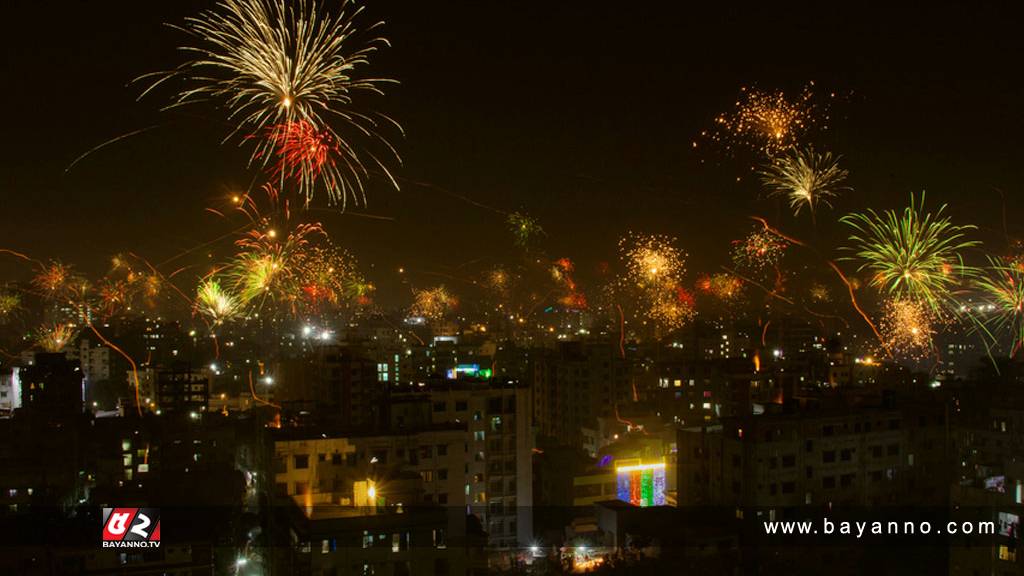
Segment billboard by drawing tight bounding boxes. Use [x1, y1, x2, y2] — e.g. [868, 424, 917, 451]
[615, 458, 666, 507]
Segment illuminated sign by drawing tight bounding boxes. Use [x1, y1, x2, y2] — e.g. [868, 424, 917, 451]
[999, 512, 1019, 537]
[615, 459, 665, 507]
[446, 364, 493, 380]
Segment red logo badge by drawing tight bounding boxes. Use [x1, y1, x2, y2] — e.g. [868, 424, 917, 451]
[102, 508, 161, 548]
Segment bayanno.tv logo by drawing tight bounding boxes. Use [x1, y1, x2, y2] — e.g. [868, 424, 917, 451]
[101, 508, 161, 548]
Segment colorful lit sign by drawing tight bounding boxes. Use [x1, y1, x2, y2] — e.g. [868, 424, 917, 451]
[446, 364, 493, 380]
[615, 459, 665, 507]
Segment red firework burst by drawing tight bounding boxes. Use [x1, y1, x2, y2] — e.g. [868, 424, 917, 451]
[264, 121, 342, 201]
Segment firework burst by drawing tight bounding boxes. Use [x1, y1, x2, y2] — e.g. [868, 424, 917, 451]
[841, 193, 979, 315]
[298, 245, 366, 311]
[97, 278, 134, 318]
[33, 261, 75, 300]
[507, 212, 545, 249]
[697, 273, 745, 303]
[700, 83, 830, 157]
[760, 146, 849, 218]
[486, 267, 511, 295]
[36, 323, 78, 353]
[0, 291, 21, 322]
[196, 279, 241, 325]
[619, 233, 692, 333]
[879, 298, 935, 357]
[620, 233, 686, 291]
[142, 0, 400, 207]
[648, 287, 696, 331]
[228, 222, 324, 305]
[809, 282, 831, 303]
[732, 228, 788, 272]
[974, 257, 1024, 356]
[262, 119, 364, 207]
[411, 286, 457, 321]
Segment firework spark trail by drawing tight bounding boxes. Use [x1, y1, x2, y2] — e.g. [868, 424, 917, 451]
[129, 252, 194, 309]
[396, 176, 508, 215]
[0, 248, 42, 266]
[64, 125, 162, 174]
[248, 370, 281, 409]
[616, 303, 626, 359]
[140, 0, 401, 207]
[87, 323, 144, 417]
[750, 216, 886, 351]
[722, 266, 794, 305]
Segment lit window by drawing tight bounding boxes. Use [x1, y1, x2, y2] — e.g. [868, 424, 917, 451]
[999, 545, 1016, 562]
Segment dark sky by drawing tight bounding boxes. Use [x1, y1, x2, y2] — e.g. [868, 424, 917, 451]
[3, 2, 1023, 306]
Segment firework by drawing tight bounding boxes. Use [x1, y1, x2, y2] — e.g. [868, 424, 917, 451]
[648, 287, 696, 330]
[559, 291, 588, 310]
[263, 119, 361, 207]
[549, 257, 587, 310]
[700, 83, 829, 157]
[140, 273, 164, 303]
[974, 257, 1024, 356]
[508, 212, 545, 249]
[142, 0, 400, 207]
[411, 286, 457, 320]
[841, 193, 979, 315]
[196, 279, 241, 325]
[697, 273, 744, 303]
[760, 146, 849, 218]
[97, 278, 134, 317]
[879, 298, 935, 357]
[0, 291, 21, 321]
[298, 245, 366, 310]
[732, 228, 788, 272]
[36, 323, 78, 353]
[809, 282, 831, 303]
[620, 233, 686, 290]
[618, 233, 692, 333]
[486, 267, 511, 294]
[33, 261, 75, 299]
[228, 222, 324, 305]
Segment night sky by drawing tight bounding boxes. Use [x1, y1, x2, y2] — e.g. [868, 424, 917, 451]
[4, 2, 1023, 307]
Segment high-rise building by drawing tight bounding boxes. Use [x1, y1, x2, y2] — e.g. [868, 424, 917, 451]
[156, 364, 209, 414]
[533, 339, 634, 449]
[278, 344, 384, 428]
[413, 379, 534, 549]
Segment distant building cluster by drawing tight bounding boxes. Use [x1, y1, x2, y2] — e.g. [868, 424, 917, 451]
[0, 308, 1020, 574]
